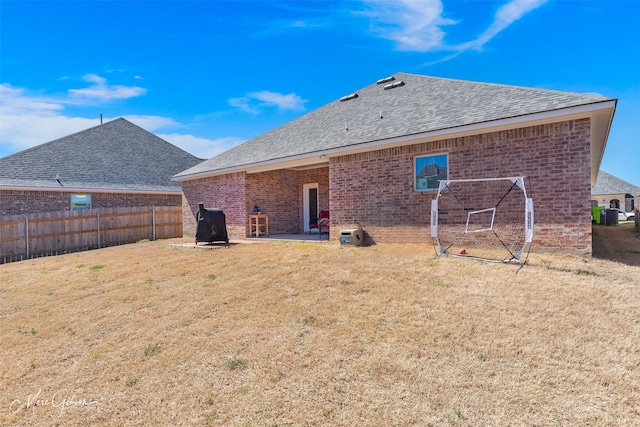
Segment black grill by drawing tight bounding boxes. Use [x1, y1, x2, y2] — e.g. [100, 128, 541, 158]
[195, 203, 229, 245]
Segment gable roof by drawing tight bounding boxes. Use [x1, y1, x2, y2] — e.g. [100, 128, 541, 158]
[592, 170, 640, 196]
[0, 118, 202, 193]
[174, 72, 616, 184]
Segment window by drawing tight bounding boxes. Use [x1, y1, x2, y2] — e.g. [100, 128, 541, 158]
[71, 194, 91, 210]
[414, 154, 448, 192]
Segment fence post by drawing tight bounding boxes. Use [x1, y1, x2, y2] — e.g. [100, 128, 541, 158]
[25, 216, 30, 259]
[97, 213, 101, 249]
[152, 209, 156, 241]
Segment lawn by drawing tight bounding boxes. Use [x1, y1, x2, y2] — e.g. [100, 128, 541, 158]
[1, 226, 639, 426]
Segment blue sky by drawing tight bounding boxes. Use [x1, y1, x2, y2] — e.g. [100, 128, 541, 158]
[1, 0, 638, 185]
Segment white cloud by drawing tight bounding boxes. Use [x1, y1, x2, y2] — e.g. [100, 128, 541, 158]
[157, 133, 245, 159]
[68, 74, 147, 100]
[120, 115, 178, 131]
[361, 0, 456, 52]
[456, 0, 549, 51]
[361, 0, 548, 54]
[229, 90, 308, 114]
[1, 83, 63, 115]
[248, 90, 308, 110]
[0, 83, 98, 154]
[228, 97, 260, 115]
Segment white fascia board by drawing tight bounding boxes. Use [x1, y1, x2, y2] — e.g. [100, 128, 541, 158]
[589, 101, 617, 187]
[173, 101, 617, 182]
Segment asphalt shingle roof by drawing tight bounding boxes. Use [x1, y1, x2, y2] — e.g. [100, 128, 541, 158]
[175, 72, 614, 178]
[0, 118, 202, 192]
[592, 170, 640, 195]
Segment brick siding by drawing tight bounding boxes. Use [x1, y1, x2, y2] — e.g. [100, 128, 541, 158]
[182, 167, 329, 238]
[181, 119, 592, 252]
[246, 168, 330, 235]
[181, 172, 247, 238]
[0, 190, 182, 216]
[330, 119, 592, 251]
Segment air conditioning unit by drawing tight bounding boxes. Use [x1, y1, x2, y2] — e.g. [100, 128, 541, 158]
[340, 228, 364, 246]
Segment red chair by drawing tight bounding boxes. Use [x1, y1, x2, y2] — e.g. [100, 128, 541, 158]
[317, 210, 330, 240]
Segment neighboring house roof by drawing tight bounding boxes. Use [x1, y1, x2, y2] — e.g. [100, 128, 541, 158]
[0, 118, 202, 193]
[591, 170, 640, 196]
[174, 72, 616, 184]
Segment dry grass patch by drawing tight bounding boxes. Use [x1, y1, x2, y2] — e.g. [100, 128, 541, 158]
[1, 237, 639, 426]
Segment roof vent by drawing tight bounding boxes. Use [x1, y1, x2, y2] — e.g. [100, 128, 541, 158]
[383, 80, 404, 90]
[376, 76, 395, 85]
[340, 93, 359, 102]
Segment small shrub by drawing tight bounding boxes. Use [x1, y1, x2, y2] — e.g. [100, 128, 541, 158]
[340, 280, 353, 285]
[90, 264, 106, 270]
[18, 327, 36, 335]
[226, 357, 246, 370]
[144, 343, 162, 356]
[303, 316, 315, 325]
[125, 378, 138, 387]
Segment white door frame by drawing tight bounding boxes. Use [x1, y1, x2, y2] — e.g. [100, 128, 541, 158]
[303, 183, 319, 232]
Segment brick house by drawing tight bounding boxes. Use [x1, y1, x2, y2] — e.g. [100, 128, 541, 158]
[0, 118, 202, 216]
[174, 72, 616, 252]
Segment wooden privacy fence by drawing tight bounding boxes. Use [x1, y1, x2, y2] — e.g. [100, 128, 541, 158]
[0, 206, 183, 264]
